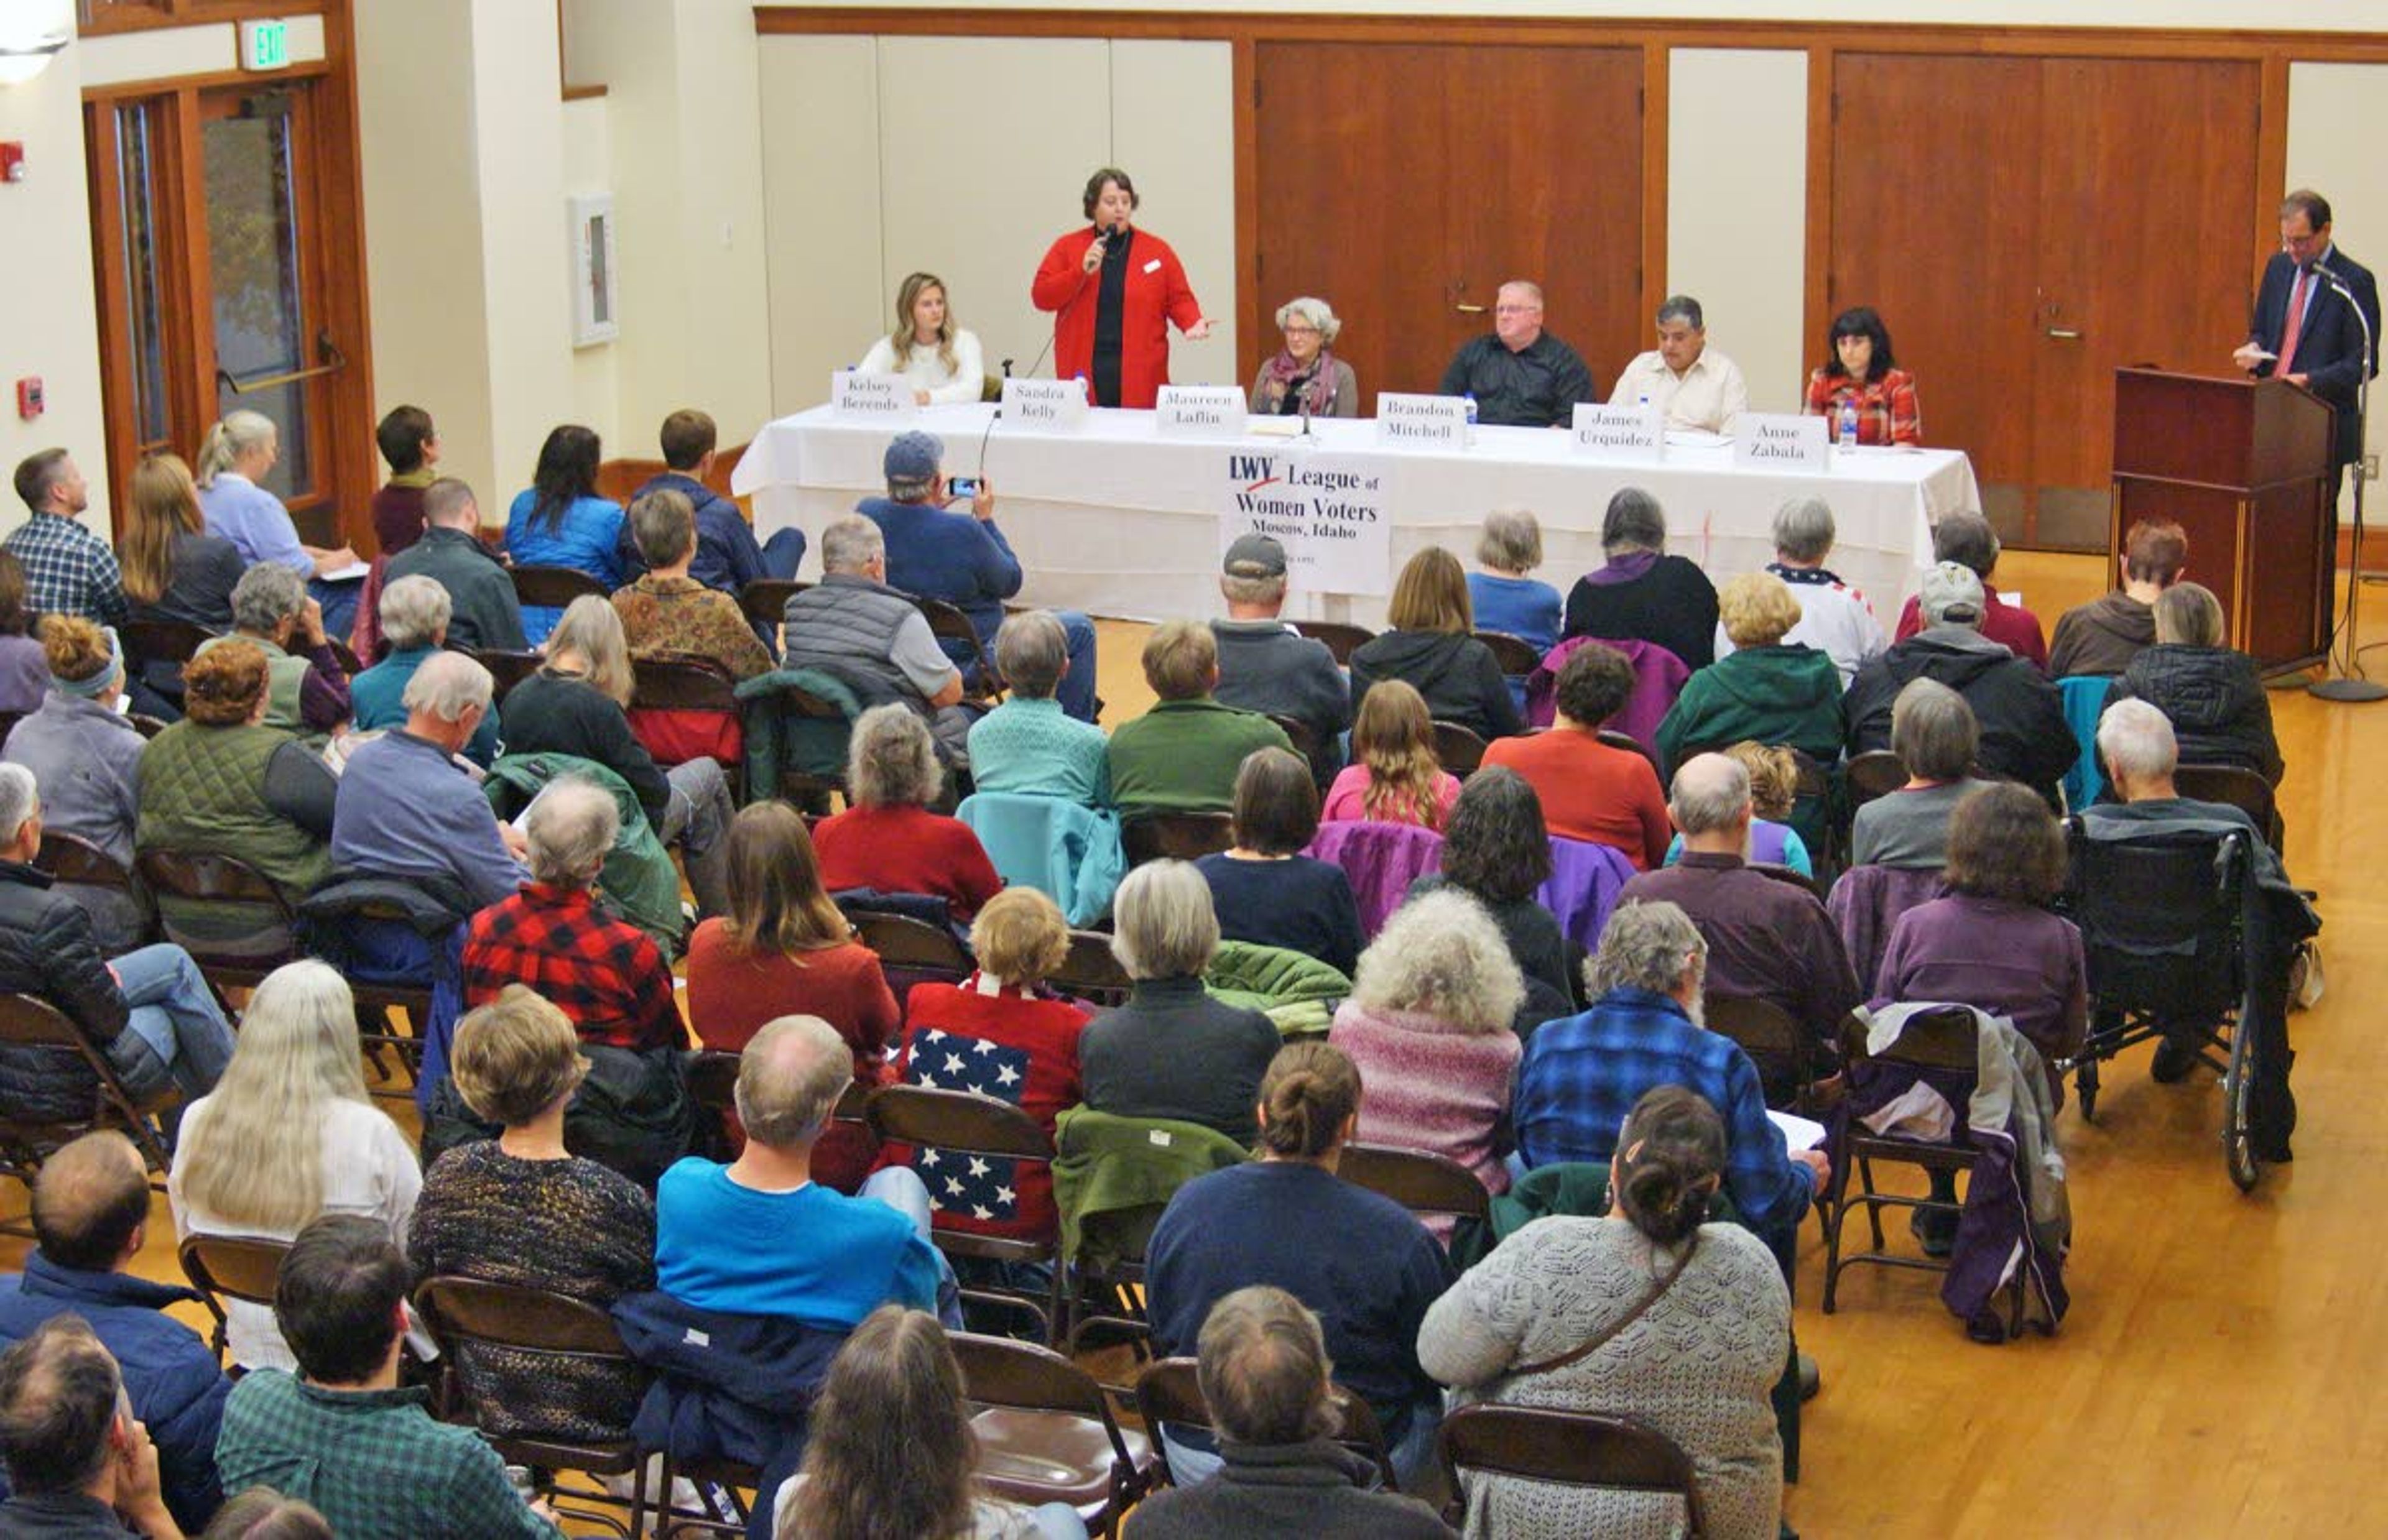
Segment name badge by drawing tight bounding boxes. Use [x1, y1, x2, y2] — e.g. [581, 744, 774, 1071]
[1571, 402, 1665, 462]
[830, 369, 915, 422]
[1155, 385, 1248, 438]
[1734, 412, 1828, 472]
[1375, 393, 1469, 450]
[1143, 258, 1162, 274]
[1001, 377, 1090, 432]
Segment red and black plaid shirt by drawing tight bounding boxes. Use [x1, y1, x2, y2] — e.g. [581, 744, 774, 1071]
[463, 882, 685, 1051]
[1805, 366, 1922, 446]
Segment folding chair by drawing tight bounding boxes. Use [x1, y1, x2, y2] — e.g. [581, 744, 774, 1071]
[1437, 1403, 1706, 1534]
[736, 578, 809, 638]
[951, 1330, 1157, 1536]
[2174, 763, 2285, 855]
[1290, 619, 1374, 666]
[414, 1277, 651, 1539]
[868, 1086, 1069, 1344]
[0, 994, 178, 1234]
[913, 596, 1004, 703]
[511, 565, 611, 609]
[1843, 749, 1908, 811]
[1474, 630, 1543, 676]
[1335, 1142, 1491, 1235]
[1120, 812, 1234, 867]
[1267, 713, 1324, 768]
[1701, 995, 1817, 1114]
[133, 849, 301, 994]
[1052, 930, 1132, 1008]
[848, 910, 974, 1011]
[34, 831, 136, 893]
[468, 648, 546, 706]
[629, 653, 747, 801]
[1432, 720, 1489, 777]
[766, 681, 854, 809]
[1133, 1357, 1395, 1490]
[122, 618, 213, 675]
[1596, 727, 1664, 779]
[178, 1232, 292, 1364]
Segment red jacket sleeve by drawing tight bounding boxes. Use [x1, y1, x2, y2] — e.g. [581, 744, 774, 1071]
[1032, 231, 1096, 314]
[1160, 241, 1203, 334]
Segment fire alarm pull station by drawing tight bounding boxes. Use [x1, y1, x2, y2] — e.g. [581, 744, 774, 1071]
[16, 379, 43, 422]
[0, 145, 25, 183]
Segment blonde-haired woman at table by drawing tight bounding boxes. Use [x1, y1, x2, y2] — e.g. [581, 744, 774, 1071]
[858, 272, 988, 407]
[1249, 297, 1359, 418]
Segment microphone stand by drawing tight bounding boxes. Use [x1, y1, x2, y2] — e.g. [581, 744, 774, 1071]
[2309, 272, 2384, 701]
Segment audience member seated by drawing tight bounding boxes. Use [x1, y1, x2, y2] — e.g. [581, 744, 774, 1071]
[193, 412, 361, 637]
[0, 1132, 229, 1532]
[655, 1016, 949, 1329]
[331, 652, 525, 915]
[771, 1306, 1087, 1540]
[1209, 533, 1350, 784]
[609, 489, 771, 681]
[1849, 679, 1989, 870]
[1621, 755, 1860, 1090]
[193, 565, 349, 737]
[965, 611, 1109, 806]
[2, 619, 147, 951]
[7, 450, 127, 629]
[1419, 1086, 1790, 1540]
[1562, 487, 1719, 670]
[1196, 747, 1363, 977]
[1148, 1044, 1456, 1490]
[1468, 507, 1563, 652]
[891, 888, 1087, 1245]
[1330, 889, 1524, 1201]
[462, 778, 685, 1053]
[0, 1317, 187, 1540]
[134, 641, 334, 951]
[368, 405, 439, 556]
[1512, 900, 1825, 1242]
[1323, 680, 1460, 830]
[862, 431, 1099, 722]
[688, 803, 895, 1189]
[2048, 519, 2187, 678]
[1844, 562, 2073, 804]
[779, 516, 973, 764]
[1892, 512, 2047, 670]
[1407, 767, 1575, 1021]
[118, 453, 244, 633]
[1109, 621, 1292, 819]
[505, 425, 624, 644]
[347, 575, 501, 765]
[500, 596, 734, 917]
[1658, 570, 1844, 778]
[1131, 1286, 1453, 1540]
[1481, 644, 1670, 867]
[214, 1215, 563, 1539]
[2103, 580, 2284, 785]
[1079, 860, 1280, 1146]
[384, 478, 527, 652]
[1665, 741, 1811, 875]
[620, 410, 778, 596]
[201, 1488, 331, 1538]
[169, 962, 421, 1375]
[0, 556, 52, 717]
[813, 704, 1001, 920]
[410, 987, 656, 1441]
[1719, 495, 1887, 688]
[1348, 547, 1522, 744]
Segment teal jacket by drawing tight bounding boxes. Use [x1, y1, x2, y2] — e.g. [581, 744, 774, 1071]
[955, 792, 1124, 927]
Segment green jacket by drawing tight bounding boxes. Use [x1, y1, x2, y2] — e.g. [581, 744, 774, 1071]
[1107, 698, 1292, 817]
[733, 666, 865, 805]
[1052, 1107, 1249, 1271]
[136, 720, 331, 941]
[482, 752, 685, 960]
[1205, 941, 1353, 1040]
[1656, 643, 1844, 849]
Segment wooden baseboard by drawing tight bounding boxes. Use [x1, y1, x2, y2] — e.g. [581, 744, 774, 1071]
[595, 442, 749, 507]
[2334, 525, 2388, 570]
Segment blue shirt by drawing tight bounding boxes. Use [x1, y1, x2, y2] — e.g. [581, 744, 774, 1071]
[351, 647, 501, 766]
[199, 472, 312, 575]
[966, 696, 1109, 805]
[506, 489, 625, 643]
[1467, 571, 1563, 653]
[621, 472, 775, 596]
[2, 512, 128, 625]
[654, 1159, 942, 1329]
[1514, 987, 1811, 1234]
[857, 496, 1021, 645]
[331, 729, 525, 911]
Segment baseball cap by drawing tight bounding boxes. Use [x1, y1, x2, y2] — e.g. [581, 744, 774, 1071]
[883, 431, 944, 482]
[1223, 533, 1288, 578]
[1918, 560, 1986, 625]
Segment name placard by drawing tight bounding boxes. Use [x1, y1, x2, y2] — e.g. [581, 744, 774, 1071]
[1571, 402, 1665, 463]
[1155, 385, 1249, 439]
[830, 369, 915, 423]
[1733, 412, 1828, 473]
[1001, 377, 1090, 433]
[1375, 393, 1469, 450]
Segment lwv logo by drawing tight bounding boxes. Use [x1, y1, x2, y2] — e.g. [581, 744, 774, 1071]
[1229, 453, 1279, 490]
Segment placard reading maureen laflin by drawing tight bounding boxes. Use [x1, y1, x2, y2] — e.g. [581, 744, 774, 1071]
[1217, 448, 1392, 596]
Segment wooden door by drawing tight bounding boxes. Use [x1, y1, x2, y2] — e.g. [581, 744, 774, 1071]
[1829, 53, 2260, 550]
[1253, 43, 1643, 405]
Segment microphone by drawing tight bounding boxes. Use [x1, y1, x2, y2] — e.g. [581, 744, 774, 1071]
[1001, 359, 1014, 379]
[2313, 258, 2348, 284]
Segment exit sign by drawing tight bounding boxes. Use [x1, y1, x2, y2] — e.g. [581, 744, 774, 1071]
[240, 19, 289, 72]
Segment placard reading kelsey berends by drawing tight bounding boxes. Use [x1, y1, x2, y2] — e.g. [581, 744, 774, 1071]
[1218, 448, 1392, 597]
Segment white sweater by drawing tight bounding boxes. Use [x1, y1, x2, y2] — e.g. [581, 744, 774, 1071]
[856, 329, 987, 407]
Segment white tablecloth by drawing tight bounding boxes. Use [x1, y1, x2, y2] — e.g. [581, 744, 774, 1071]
[731, 403, 1983, 629]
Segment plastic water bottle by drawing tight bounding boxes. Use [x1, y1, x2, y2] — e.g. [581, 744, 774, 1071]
[1075, 372, 1090, 405]
[1839, 399, 1859, 448]
[1463, 392, 1479, 445]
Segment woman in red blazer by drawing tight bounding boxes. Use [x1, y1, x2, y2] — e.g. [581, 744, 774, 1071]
[1030, 167, 1210, 409]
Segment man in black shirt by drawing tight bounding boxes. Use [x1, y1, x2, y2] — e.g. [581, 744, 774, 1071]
[1438, 280, 1599, 428]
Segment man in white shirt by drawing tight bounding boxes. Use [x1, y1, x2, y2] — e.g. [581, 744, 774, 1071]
[1610, 294, 1750, 435]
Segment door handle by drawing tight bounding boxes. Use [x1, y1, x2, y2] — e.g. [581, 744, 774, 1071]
[2045, 327, 2082, 340]
[1455, 303, 1487, 315]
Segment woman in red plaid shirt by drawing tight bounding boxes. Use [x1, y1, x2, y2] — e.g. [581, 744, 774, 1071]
[1805, 306, 1922, 446]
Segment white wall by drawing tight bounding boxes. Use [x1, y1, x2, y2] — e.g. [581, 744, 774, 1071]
[757, 35, 881, 417]
[2287, 61, 2388, 516]
[1667, 48, 1807, 414]
[0, 0, 109, 537]
[562, 95, 621, 455]
[1113, 40, 1239, 387]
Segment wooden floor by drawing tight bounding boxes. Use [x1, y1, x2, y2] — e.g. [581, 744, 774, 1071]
[20, 550, 2386, 1536]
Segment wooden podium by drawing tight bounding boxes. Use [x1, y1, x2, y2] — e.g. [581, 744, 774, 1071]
[2111, 369, 2335, 673]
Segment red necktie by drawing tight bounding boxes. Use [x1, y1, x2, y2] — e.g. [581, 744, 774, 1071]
[2278, 268, 2312, 369]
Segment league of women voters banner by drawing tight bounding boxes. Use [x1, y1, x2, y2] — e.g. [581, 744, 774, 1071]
[1216, 448, 1393, 596]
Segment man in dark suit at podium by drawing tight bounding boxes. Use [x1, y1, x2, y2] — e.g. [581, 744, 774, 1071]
[2235, 188, 2381, 507]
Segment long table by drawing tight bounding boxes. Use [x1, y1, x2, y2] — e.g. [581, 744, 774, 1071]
[732, 403, 1983, 629]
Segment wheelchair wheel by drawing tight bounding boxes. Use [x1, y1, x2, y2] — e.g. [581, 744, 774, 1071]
[2075, 1053, 2100, 1123]
[2223, 1010, 2259, 1194]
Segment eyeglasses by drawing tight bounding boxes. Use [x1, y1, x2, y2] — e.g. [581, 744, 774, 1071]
[1494, 305, 1540, 316]
[1282, 323, 1321, 336]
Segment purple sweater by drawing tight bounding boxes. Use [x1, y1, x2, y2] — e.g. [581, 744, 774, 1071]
[1871, 893, 2086, 1097]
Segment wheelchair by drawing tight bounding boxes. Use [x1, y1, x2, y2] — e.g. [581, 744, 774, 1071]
[2057, 816, 2263, 1191]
